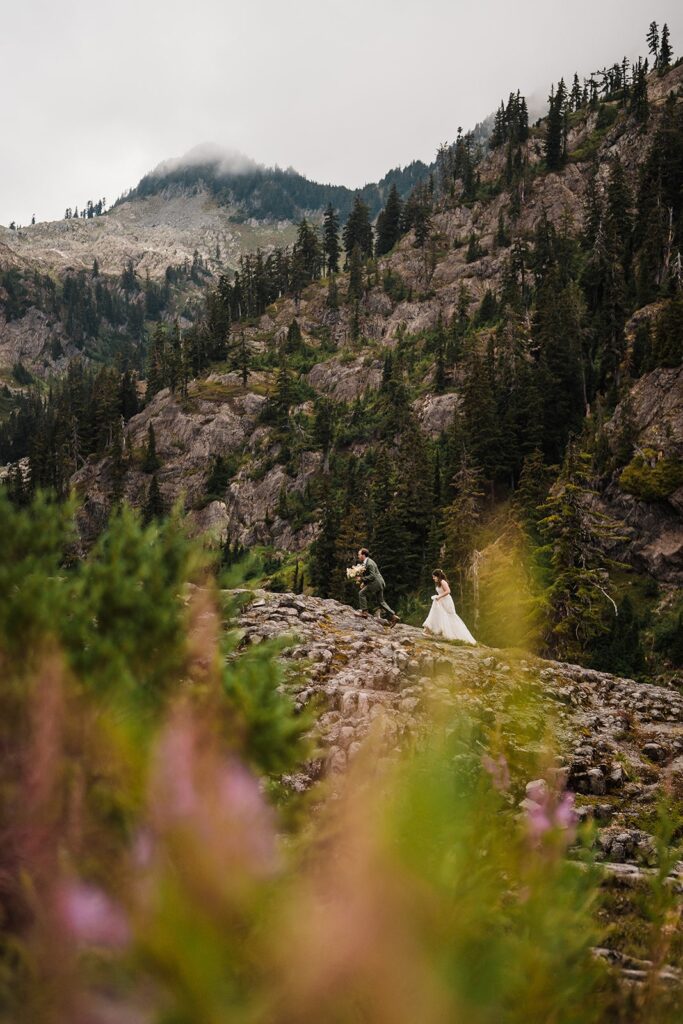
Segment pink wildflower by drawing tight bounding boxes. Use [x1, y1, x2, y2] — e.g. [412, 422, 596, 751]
[522, 779, 578, 845]
[481, 753, 511, 792]
[553, 791, 577, 830]
[58, 882, 130, 949]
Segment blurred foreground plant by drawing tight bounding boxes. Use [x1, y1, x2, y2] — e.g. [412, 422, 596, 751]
[1, 492, 681, 1023]
[0, 492, 308, 1022]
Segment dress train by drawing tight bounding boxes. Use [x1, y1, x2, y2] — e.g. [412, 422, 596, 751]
[423, 585, 476, 644]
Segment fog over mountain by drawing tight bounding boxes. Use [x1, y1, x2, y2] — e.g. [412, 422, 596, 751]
[151, 144, 261, 180]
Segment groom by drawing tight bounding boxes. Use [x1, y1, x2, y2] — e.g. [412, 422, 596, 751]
[355, 548, 400, 627]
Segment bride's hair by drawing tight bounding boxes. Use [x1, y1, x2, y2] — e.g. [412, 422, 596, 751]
[432, 569, 447, 583]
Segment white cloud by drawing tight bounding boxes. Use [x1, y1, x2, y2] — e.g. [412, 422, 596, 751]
[150, 143, 259, 178]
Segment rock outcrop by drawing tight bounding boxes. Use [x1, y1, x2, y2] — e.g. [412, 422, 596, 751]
[602, 365, 683, 582]
[0, 191, 296, 283]
[236, 591, 683, 814]
[0, 307, 80, 378]
[235, 589, 683, 978]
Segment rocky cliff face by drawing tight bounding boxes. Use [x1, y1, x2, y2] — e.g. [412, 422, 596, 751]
[0, 191, 296, 283]
[602, 365, 683, 583]
[0, 306, 81, 380]
[70, 361, 468, 549]
[0, 191, 298, 379]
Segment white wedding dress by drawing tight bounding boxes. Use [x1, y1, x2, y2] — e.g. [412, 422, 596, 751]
[423, 583, 476, 644]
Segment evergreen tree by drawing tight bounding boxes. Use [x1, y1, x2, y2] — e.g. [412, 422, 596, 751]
[313, 396, 334, 462]
[342, 196, 373, 261]
[237, 331, 251, 388]
[109, 419, 126, 505]
[375, 184, 403, 256]
[330, 501, 370, 602]
[271, 363, 294, 433]
[118, 370, 139, 421]
[538, 444, 625, 662]
[647, 21, 660, 66]
[5, 461, 27, 507]
[142, 423, 161, 473]
[293, 217, 322, 285]
[534, 273, 585, 460]
[466, 232, 480, 263]
[634, 94, 683, 302]
[347, 244, 364, 301]
[409, 185, 432, 249]
[205, 454, 233, 501]
[630, 319, 652, 377]
[441, 450, 485, 609]
[371, 431, 432, 598]
[589, 595, 645, 677]
[121, 259, 138, 293]
[630, 59, 649, 124]
[461, 351, 501, 485]
[146, 324, 166, 398]
[491, 102, 506, 148]
[659, 23, 672, 72]
[166, 321, 183, 395]
[143, 473, 165, 524]
[652, 290, 683, 367]
[322, 204, 341, 275]
[496, 211, 510, 248]
[544, 80, 568, 171]
[349, 300, 361, 342]
[434, 332, 447, 394]
[285, 318, 303, 353]
[513, 449, 553, 543]
[326, 273, 339, 310]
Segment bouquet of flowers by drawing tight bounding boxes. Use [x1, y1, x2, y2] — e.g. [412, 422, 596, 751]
[346, 564, 366, 587]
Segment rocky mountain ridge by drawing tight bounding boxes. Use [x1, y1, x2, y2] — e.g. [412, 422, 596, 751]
[0, 191, 296, 283]
[0, 148, 432, 379]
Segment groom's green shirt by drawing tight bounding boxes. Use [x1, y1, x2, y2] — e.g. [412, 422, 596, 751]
[362, 557, 385, 589]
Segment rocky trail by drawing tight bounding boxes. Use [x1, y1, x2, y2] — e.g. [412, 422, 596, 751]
[236, 590, 683, 979]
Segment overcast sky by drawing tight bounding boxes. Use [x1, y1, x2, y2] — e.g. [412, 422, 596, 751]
[2, 0, 682, 226]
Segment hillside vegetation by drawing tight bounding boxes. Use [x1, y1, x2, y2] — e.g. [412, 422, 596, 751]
[1, 32, 682, 683]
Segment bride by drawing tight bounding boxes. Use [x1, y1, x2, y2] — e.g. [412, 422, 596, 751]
[423, 569, 476, 644]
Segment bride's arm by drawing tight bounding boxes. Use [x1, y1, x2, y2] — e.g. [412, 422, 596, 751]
[436, 582, 451, 600]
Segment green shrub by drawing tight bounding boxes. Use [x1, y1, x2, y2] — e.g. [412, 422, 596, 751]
[383, 268, 409, 303]
[619, 451, 683, 502]
[595, 103, 618, 130]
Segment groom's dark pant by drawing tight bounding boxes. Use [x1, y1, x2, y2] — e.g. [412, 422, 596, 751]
[359, 582, 395, 619]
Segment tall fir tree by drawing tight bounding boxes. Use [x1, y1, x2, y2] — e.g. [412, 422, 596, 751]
[142, 422, 161, 473]
[538, 444, 626, 662]
[342, 196, 373, 261]
[659, 23, 672, 72]
[375, 184, 403, 256]
[441, 449, 485, 612]
[647, 21, 660, 66]
[142, 473, 165, 524]
[534, 273, 586, 460]
[347, 244, 364, 302]
[544, 80, 568, 171]
[322, 203, 341, 275]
